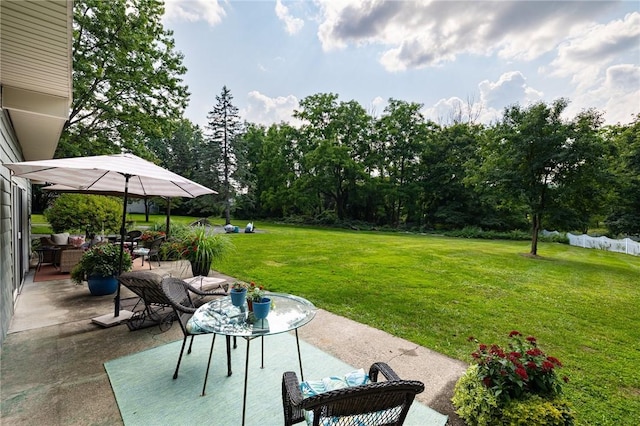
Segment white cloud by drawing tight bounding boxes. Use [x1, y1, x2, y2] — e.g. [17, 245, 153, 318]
[314, 0, 613, 71]
[242, 91, 301, 126]
[546, 12, 640, 89]
[275, 0, 304, 35]
[565, 64, 640, 125]
[479, 71, 543, 110]
[163, 0, 226, 26]
[423, 71, 544, 125]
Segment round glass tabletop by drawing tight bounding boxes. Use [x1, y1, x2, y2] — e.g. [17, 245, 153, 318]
[187, 292, 317, 338]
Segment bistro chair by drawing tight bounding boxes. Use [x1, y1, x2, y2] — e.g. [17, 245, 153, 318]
[282, 362, 425, 426]
[161, 277, 235, 380]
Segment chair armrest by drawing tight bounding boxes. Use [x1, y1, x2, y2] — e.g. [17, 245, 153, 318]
[369, 362, 401, 382]
[184, 282, 229, 297]
[282, 371, 305, 426]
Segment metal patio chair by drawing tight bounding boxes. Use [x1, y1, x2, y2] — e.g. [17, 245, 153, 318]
[161, 277, 235, 379]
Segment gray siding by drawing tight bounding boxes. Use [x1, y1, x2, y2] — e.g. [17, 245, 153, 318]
[0, 110, 30, 345]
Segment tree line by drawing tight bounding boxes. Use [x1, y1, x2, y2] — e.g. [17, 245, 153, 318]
[47, 0, 638, 256]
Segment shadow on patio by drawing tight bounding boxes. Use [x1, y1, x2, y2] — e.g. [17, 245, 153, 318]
[1, 260, 466, 425]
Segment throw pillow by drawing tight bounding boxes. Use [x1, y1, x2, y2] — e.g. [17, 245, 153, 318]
[300, 368, 370, 425]
[69, 236, 85, 247]
[51, 232, 70, 245]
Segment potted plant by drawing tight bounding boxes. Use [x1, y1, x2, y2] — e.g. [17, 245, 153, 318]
[180, 227, 232, 277]
[230, 281, 248, 307]
[71, 243, 133, 296]
[452, 331, 574, 425]
[246, 282, 270, 318]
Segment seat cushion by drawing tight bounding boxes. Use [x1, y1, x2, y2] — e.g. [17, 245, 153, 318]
[51, 232, 70, 245]
[300, 369, 370, 425]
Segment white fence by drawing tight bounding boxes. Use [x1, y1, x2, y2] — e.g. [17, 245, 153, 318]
[566, 232, 640, 256]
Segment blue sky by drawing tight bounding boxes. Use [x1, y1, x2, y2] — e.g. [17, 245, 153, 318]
[162, 0, 640, 129]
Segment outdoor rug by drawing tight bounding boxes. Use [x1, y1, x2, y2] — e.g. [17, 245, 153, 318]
[33, 256, 156, 282]
[33, 265, 70, 282]
[105, 332, 448, 426]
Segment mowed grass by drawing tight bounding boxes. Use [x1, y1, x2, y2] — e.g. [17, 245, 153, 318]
[214, 223, 640, 425]
[29, 215, 640, 423]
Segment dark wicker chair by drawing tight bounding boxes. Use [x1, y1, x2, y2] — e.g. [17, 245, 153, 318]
[145, 236, 164, 269]
[161, 277, 235, 381]
[282, 362, 425, 426]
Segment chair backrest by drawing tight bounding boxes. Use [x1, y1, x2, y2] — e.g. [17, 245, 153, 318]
[161, 277, 198, 335]
[126, 230, 142, 241]
[303, 380, 425, 426]
[117, 271, 170, 306]
[148, 236, 164, 252]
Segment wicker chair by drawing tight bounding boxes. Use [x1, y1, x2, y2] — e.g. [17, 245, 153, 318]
[282, 362, 425, 426]
[161, 277, 235, 380]
[59, 248, 84, 273]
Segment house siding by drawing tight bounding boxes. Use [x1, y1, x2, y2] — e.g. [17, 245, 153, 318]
[0, 109, 31, 346]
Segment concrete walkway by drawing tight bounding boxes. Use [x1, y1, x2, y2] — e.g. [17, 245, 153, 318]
[1, 260, 467, 425]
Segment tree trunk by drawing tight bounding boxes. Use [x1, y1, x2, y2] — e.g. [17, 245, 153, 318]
[530, 213, 540, 255]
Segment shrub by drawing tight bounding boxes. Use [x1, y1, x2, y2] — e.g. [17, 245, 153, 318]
[453, 331, 574, 425]
[44, 194, 121, 234]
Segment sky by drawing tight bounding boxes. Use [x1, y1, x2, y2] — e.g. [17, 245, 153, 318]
[161, 0, 640, 129]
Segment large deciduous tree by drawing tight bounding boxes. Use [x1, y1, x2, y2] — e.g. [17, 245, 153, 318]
[605, 114, 640, 236]
[481, 99, 606, 255]
[57, 0, 189, 158]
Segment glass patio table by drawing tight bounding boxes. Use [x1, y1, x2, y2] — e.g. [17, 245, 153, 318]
[187, 292, 317, 426]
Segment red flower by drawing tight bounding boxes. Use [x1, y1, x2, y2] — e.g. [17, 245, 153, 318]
[509, 330, 522, 337]
[482, 376, 492, 387]
[542, 360, 555, 371]
[526, 361, 537, 369]
[526, 348, 543, 357]
[479, 343, 487, 351]
[515, 367, 528, 380]
[547, 356, 562, 367]
[526, 336, 537, 344]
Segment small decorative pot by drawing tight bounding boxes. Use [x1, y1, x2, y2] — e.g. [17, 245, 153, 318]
[230, 288, 247, 307]
[87, 275, 118, 296]
[252, 297, 271, 320]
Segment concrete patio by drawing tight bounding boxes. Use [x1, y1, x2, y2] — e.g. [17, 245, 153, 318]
[0, 260, 467, 425]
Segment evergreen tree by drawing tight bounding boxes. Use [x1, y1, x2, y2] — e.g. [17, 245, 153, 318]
[204, 86, 243, 224]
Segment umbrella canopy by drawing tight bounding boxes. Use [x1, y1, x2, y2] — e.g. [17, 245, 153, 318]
[5, 153, 217, 318]
[6, 153, 213, 198]
[42, 183, 148, 198]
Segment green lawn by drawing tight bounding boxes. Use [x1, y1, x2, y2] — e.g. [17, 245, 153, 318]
[214, 223, 640, 426]
[31, 216, 640, 424]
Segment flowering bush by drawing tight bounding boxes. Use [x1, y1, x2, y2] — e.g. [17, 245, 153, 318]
[140, 230, 165, 242]
[470, 330, 568, 403]
[453, 331, 574, 425]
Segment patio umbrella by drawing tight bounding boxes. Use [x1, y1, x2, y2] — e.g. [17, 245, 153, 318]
[5, 153, 217, 319]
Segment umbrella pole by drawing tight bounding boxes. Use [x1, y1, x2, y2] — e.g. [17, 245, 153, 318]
[114, 174, 131, 317]
[165, 198, 171, 238]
